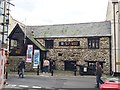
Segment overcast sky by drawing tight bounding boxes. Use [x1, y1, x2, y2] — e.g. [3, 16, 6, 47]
[10, 0, 108, 25]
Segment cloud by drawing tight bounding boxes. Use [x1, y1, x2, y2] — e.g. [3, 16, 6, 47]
[10, 0, 108, 25]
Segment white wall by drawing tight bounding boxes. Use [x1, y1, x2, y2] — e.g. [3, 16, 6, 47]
[106, 0, 120, 73]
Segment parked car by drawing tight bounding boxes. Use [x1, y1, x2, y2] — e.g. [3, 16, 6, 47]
[100, 77, 120, 90]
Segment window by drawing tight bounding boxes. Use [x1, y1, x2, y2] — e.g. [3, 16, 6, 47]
[59, 41, 80, 46]
[58, 53, 63, 56]
[11, 40, 17, 48]
[45, 40, 54, 49]
[88, 37, 99, 49]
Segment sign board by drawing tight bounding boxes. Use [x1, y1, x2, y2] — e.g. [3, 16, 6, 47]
[84, 67, 87, 72]
[33, 50, 40, 68]
[59, 41, 80, 46]
[26, 45, 33, 63]
[116, 62, 120, 65]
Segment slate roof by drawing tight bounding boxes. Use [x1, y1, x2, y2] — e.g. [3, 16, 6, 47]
[27, 36, 46, 51]
[23, 21, 111, 38]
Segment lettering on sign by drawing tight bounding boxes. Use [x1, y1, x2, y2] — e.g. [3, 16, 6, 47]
[59, 41, 80, 46]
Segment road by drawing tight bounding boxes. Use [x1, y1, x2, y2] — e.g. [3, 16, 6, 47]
[2, 73, 100, 90]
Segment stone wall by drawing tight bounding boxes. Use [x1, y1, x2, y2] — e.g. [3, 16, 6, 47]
[8, 36, 111, 74]
[37, 37, 111, 74]
[8, 56, 35, 72]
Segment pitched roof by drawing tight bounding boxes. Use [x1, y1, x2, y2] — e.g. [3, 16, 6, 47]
[24, 21, 111, 38]
[27, 36, 47, 51]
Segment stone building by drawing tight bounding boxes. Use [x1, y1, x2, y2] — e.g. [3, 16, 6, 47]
[8, 21, 111, 74]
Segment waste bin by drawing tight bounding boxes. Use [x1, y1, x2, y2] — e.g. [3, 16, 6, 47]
[79, 60, 105, 76]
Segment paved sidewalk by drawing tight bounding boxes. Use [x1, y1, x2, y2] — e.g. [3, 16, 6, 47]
[9, 70, 97, 78]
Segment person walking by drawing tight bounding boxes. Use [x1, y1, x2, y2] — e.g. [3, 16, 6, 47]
[95, 62, 104, 88]
[19, 61, 25, 78]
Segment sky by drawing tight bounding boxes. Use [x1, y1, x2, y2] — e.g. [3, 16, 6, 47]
[10, 0, 108, 25]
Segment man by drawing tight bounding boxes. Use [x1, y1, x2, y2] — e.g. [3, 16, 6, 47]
[19, 61, 25, 78]
[95, 62, 104, 88]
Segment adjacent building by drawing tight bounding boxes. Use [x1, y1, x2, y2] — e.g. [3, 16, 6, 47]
[106, 0, 120, 74]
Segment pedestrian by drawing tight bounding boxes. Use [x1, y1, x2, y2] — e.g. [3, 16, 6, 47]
[19, 61, 25, 78]
[95, 62, 104, 88]
[43, 58, 50, 73]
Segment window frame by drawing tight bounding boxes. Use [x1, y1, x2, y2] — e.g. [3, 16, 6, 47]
[45, 40, 54, 49]
[88, 37, 100, 49]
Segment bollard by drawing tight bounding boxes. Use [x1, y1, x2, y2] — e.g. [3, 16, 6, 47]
[51, 64, 54, 76]
[50, 60, 54, 76]
[74, 64, 77, 76]
[74, 70, 76, 76]
[6, 72, 8, 79]
[51, 69, 53, 76]
[37, 65, 39, 75]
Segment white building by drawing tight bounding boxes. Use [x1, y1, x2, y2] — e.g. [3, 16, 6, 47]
[106, 0, 120, 74]
[0, 0, 24, 49]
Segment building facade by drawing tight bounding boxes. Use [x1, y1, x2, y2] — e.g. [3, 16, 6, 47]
[8, 21, 111, 74]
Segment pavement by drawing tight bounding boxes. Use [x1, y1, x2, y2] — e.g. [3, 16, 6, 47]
[8, 70, 98, 78]
[8, 70, 109, 80]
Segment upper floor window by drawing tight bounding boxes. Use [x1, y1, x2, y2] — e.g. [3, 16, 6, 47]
[45, 40, 54, 49]
[88, 37, 99, 49]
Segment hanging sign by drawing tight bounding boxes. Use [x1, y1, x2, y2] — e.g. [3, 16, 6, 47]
[26, 45, 33, 63]
[33, 50, 40, 68]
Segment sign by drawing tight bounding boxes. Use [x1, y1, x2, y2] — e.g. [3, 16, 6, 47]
[26, 45, 33, 63]
[59, 41, 80, 46]
[33, 50, 40, 68]
[116, 62, 120, 65]
[84, 67, 87, 72]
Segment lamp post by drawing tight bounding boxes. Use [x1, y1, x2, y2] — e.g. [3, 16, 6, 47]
[112, 1, 118, 73]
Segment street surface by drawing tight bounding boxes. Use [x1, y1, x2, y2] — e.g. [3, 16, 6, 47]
[2, 72, 100, 90]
